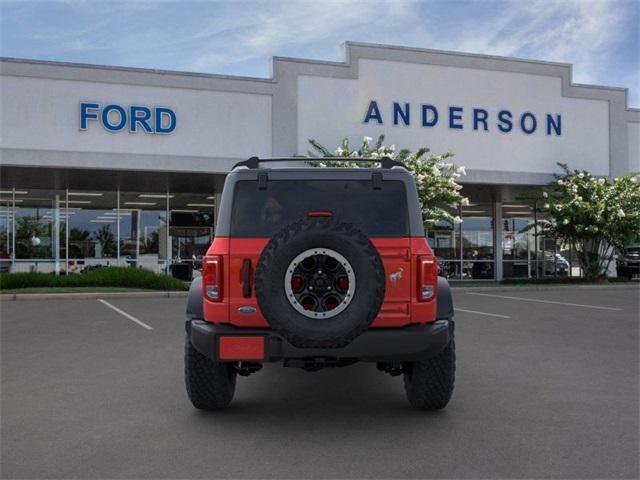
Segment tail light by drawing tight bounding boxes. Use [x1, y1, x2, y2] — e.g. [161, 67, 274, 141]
[418, 255, 437, 301]
[203, 255, 223, 302]
[307, 210, 333, 218]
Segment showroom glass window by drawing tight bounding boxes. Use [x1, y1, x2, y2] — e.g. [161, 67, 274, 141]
[119, 192, 169, 273]
[66, 190, 118, 272]
[168, 192, 216, 280]
[14, 189, 66, 272]
[0, 190, 16, 272]
[501, 202, 574, 278]
[501, 202, 536, 278]
[427, 204, 462, 280]
[170, 192, 215, 259]
[461, 203, 494, 279]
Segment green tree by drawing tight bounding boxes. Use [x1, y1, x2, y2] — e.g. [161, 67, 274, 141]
[140, 230, 159, 254]
[93, 225, 116, 257]
[308, 135, 468, 228]
[68, 227, 91, 258]
[533, 163, 640, 280]
[15, 216, 49, 258]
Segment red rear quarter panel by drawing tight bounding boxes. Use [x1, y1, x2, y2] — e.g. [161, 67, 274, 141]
[227, 238, 269, 327]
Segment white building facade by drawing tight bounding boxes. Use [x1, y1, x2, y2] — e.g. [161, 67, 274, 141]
[1, 42, 638, 279]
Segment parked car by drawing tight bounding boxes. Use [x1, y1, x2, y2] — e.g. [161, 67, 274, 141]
[616, 243, 640, 280]
[538, 251, 570, 276]
[184, 157, 455, 410]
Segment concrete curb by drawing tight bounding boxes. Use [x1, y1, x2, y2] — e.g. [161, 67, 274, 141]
[0, 291, 189, 301]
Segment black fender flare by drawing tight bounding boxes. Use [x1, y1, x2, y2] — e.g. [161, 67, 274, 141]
[186, 276, 204, 321]
[436, 276, 454, 320]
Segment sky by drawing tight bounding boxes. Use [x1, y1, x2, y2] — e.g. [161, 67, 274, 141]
[1, 0, 639, 106]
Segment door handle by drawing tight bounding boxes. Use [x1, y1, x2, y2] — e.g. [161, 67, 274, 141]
[242, 259, 251, 298]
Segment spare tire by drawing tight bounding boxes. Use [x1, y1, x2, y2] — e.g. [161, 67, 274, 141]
[255, 218, 385, 348]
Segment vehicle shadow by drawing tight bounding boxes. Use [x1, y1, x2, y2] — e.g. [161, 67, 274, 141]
[184, 363, 453, 432]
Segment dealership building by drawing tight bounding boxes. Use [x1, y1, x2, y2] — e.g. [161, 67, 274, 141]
[1, 42, 638, 280]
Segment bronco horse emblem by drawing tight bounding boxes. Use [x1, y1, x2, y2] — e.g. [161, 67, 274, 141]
[389, 267, 404, 285]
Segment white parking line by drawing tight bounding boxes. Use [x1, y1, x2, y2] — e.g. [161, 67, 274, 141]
[456, 308, 511, 319]
[97, 299, 153, 330]
[465, 292, 622, 311]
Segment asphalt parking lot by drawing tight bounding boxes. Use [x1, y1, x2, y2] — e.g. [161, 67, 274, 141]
[1, 286, 638, 479]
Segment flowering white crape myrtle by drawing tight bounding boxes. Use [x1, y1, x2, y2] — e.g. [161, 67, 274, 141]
[308, 134, 468, 227]
[535, 163, 640, 280]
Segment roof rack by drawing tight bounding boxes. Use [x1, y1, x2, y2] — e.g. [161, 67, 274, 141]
[232, 156, 405, 170]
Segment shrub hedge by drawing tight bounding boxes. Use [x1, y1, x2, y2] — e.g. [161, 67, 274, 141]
[0, 267, 189, 291]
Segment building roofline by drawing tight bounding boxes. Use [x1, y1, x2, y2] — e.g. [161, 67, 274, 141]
[344, 40, 574, 68]
[1, 40, 637, 110]
[0, 56, 273, 84]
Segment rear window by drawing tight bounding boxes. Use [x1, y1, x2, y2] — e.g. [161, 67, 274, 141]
[230, 180, 409, 237]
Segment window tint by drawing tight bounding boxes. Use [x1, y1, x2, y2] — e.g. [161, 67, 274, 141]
[230, 180, 409, 237]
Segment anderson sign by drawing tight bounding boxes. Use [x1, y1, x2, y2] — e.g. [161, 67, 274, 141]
[363, 100, 562, 136]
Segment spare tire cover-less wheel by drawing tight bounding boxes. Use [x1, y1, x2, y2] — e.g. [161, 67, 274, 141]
[254, 218, 386, 348]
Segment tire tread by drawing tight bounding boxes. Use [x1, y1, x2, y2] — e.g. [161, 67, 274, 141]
[403, 328, 456, 410]
[184, 335, 236, 410]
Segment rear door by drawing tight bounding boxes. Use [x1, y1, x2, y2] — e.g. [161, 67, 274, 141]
[226, 177, 413, 328]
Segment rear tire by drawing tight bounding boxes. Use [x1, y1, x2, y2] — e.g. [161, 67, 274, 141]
[403, 324, 455, 410]
[184, 335, 236, 410]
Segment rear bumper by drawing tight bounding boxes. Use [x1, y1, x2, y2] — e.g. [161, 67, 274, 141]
[186, 319, 452, 363]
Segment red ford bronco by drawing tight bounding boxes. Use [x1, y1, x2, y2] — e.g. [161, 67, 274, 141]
[185, 157, 455, 410]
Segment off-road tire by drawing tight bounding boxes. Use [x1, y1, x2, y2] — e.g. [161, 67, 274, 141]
[403, 323, 455, 410]
[184, 335, 237, 410]
[255, 217, 385, 349]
